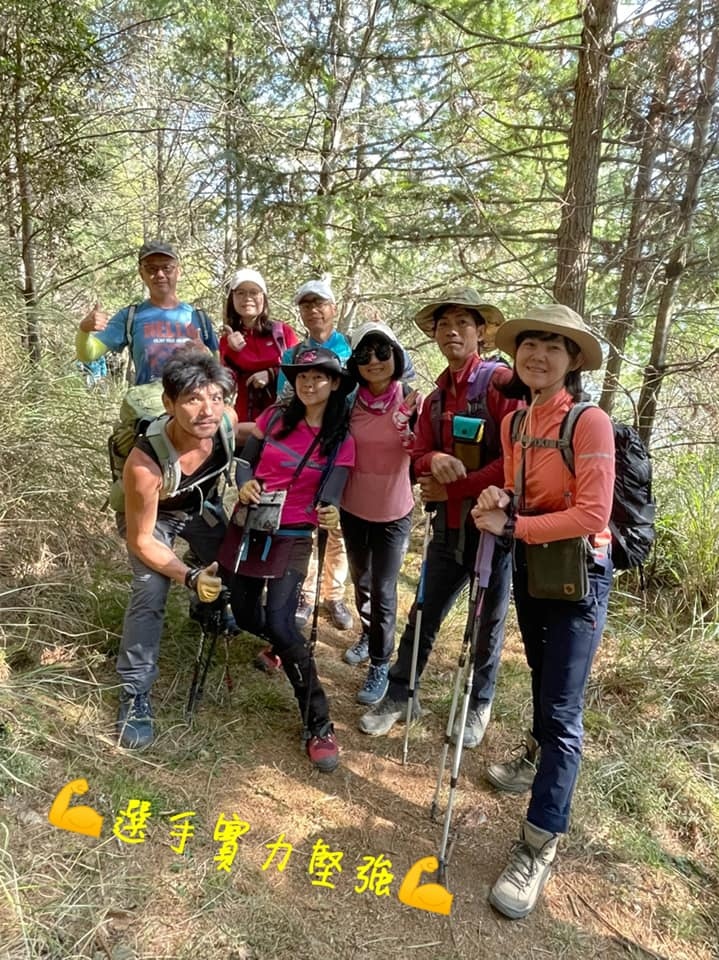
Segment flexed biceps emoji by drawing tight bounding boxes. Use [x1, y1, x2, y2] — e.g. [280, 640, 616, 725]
[397, 855, 454, 915]
[48, 778, 104, 838]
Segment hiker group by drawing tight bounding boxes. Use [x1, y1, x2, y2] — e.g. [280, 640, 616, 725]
[78, 240, 655, 921]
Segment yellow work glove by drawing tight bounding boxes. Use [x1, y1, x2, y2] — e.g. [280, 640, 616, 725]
[185, 562, 223, 603]
[239, 479, 262, 505]
[317, 504, 340, 530]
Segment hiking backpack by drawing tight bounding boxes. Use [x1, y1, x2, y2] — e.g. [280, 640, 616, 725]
[510, 404, 656, 570]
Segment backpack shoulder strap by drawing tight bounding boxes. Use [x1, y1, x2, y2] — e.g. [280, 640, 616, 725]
[219, 411, 235, 480]
[509, 408, 528, 444]
[429, 388, 442, 450]
[145, 416, 182, 498]
[270, 321, 287, 355]
[125, 303, 139, 384]
[558, 402, 595, 475]
[467, 358, 505, 404]
[125, 303, 138, 351]
[192, 307, 213, 345]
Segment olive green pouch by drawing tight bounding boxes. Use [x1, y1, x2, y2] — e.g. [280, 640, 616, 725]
[525, 537, 590, 601]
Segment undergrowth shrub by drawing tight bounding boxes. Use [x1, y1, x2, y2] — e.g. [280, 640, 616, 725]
[0, 317, 123, 671]
[651, 446, 719, 612]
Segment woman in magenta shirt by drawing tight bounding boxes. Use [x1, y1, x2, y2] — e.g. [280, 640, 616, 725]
[340, 322, 419, 705]
[220, 347, 355, 773]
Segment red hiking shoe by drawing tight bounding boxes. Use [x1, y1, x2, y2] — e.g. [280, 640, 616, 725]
[254, 646, 282, 674]
[306, 723, 339, 772]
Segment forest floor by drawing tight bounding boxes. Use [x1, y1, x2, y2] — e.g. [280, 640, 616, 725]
[1, 516, 717, 960]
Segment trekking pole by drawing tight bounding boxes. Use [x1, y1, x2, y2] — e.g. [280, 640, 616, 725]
[402, 507, 434, 765]
[186, 586, 233, 722]
[431, 532, 495, 883]
[303, 525, 329, 737]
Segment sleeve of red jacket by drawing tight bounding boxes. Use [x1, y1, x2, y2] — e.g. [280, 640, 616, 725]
[410, 390, 440, 477]
[447, 366, 523, 500]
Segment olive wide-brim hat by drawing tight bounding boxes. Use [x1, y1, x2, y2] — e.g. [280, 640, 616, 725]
[495, 304, 604, 371]
[413, 286, 506, 338]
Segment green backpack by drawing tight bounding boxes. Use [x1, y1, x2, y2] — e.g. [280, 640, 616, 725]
[108, 386, 235, 512]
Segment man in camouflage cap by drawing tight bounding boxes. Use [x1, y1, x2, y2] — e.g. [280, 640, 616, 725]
[359, 286, 520, 748]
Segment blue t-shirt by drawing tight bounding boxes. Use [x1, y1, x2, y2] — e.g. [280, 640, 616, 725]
[95, 300, 218, 385]
[276, 329, 352, 394]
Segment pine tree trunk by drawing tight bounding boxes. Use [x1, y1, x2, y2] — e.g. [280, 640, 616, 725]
[553, 0, 618, 315]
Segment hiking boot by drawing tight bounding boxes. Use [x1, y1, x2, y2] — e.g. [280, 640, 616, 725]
[344, 634, 370, 666]
[325, 599, 353, 631]
[254, 646, 282, 674]
[116, 691, 154, 749]
[356, 663, 389, 705]
[358, 694, 422, 737]
[486, 731, 540, 794]
[306, 722, 339, 772]
[453, 702, 491, 749]
[295, 593, 312, 628]
[489, 819, 559, 919]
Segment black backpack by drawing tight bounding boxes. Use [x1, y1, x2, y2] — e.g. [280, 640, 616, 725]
[510, 403, 656, 571]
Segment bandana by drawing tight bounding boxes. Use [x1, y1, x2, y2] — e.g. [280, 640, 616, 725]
[357, 381, 402, 415]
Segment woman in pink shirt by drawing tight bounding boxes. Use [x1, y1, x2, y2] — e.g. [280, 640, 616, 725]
[472, 305, 614, 921]
[219, 268, 299, 421]
[340, 322, 419, 705]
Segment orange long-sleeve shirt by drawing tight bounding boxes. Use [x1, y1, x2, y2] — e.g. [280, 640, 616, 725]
[502, 389, 615, 547]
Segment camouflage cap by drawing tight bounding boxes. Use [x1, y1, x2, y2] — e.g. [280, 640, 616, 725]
[413, 286, 505, 337]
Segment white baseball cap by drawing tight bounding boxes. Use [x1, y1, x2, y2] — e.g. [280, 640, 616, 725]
[294, 280, 336, 304]
[229, 269, 267, 294]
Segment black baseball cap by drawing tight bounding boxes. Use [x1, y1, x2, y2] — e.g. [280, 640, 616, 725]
[138, 240, 179, 262]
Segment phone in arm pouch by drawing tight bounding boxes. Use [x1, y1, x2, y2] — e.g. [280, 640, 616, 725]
[452, 415, 485, 471]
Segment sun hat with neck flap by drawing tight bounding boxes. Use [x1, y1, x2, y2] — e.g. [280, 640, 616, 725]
[495, 304, 604, 371]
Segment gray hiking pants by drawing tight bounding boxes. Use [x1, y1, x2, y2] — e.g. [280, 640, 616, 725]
[116, 506, 227, 695]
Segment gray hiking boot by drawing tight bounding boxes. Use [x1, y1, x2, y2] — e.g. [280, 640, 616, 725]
[452, 702, 491, 749]
[358, 694, 422, 736]
[344, 633, 370, 666]
[489, 819, 559, 919]
[486, 731, 540, 794]
[356, 663, 389, 705]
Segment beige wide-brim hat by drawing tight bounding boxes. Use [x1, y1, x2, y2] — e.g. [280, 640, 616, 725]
[495, 304, 604, 371]
[413, 286, 506, 339]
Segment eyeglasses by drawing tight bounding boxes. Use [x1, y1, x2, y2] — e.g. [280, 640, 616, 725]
[298, 297, 330, 310]
[142, 263, 177, 277]
[354, 342, 393, 365]
[233, 288, 264, 299]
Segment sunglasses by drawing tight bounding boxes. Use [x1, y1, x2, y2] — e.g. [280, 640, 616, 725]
[354, 341, 393, 365]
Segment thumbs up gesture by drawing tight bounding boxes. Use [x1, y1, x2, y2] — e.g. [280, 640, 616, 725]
[185, 562, 223, 604]
[80, 302, 109, 333]
[223, 324, 246, 352]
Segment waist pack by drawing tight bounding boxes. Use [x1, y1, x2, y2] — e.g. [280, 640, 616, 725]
[525, 537, 590, 601]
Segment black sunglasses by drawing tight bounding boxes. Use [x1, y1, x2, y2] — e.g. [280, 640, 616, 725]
[354, 341, 393, 365]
